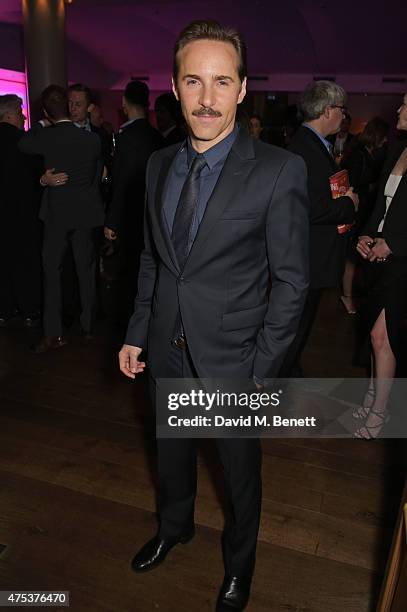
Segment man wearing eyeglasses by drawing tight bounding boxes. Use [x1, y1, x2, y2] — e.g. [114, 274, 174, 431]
[279, 80, 358, 377]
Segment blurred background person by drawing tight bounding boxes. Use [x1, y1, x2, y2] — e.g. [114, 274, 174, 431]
[154, 92, 185, 145]
[249, 113, 263, 139]
[20, 85, 104, 352]
[104, 81, 163, 317]
[279, 81, 358, 377]
[68, 83, 110, 171]
[355, 94, 407, 438]
[0, 94, 43, 328]
[340, 117, 389, 313]
[329, 111, 355, 165]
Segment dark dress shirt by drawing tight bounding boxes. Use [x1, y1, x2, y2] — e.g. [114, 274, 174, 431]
[163, 125, 238, 245]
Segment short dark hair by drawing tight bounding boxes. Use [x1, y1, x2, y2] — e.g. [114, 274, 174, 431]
[359, 117, 389, 150]
[0, 94, 21, 121]
[68, 83, 92, 105]
[173, 20, 247, 83]
[41, 85, 69, 120]
[124, 80, 149, 109]
[155, 92, 181, 121]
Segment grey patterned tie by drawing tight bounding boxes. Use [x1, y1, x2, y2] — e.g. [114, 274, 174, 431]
[171, 154, 207, 270]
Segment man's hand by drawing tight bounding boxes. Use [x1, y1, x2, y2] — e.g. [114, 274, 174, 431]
[357, 235, 375, 259]
[41, 168, 69, 187]
[119, 344, 145, 379]
[345, 187, 359, 211]
[367, 237, 391, 262]
[104, 227, 117, 241]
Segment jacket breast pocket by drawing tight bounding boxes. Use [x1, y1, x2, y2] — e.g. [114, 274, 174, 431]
[222, 303, 268, 331]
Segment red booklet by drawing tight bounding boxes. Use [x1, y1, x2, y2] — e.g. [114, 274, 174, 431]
[329, 169, 353, 235]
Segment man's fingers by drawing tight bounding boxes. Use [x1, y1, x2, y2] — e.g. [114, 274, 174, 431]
[119, 352, 135, 378]
[119, 346, 145, 378]
[129, 352, 142, 373]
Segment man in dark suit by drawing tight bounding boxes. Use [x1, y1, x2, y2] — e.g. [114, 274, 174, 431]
[19, 85, 104, 352]
[104, 81, 163, 241]
[68, 83, 111, 171]
[104, 81, 163, 312]
[118, 21, 309, 611]
[279, 81, 358, 377]
[0, 94, 43, 327]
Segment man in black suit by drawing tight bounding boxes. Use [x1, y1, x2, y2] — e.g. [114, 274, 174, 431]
[19, 85, 104, 352]
[279, 81, 358, 377]
[154, 92, 186, 145]
[118, 21, 309, 611]
[104, 81, 163, 241]
[0, 94, 43, 327]
[104, 81, 163, 311]
[68, 83, 111, 171]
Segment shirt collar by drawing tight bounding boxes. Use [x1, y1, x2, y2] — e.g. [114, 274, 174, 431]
[119, 117, 142, 132]
[303, 123, 333, 154]
[74, 118, 91, 131]
[186, 123, 239, 170]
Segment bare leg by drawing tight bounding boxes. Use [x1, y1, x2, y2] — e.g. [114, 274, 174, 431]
[356, 309, 396, 438]
[342, 259, 356, 297]
[341, 259, 357, 313]
[353, 354, 375, 418]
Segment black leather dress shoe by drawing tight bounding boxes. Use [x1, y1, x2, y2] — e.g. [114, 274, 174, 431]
[216, 576, 251, 611]
[31, 336, 67, 354]
[131, 529, 195, 573]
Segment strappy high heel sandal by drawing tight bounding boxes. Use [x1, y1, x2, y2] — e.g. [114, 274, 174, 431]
[352, 388, 375, 420]
[354, 410, 390, 440]
[340, 295, 357, 315]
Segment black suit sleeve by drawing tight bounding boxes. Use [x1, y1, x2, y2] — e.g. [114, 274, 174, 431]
[124, 155, 158, 348]
[253, 155, 310, 380]
[18, 124, 46, 156]
[308, 176, 355, 225]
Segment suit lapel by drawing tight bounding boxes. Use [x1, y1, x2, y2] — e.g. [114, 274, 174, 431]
[184, 130, 256, 273]
[153, 148, 180, 273]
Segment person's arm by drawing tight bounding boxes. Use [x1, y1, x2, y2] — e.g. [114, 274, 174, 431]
[118, 155, 159, 378]
[253, 155, 310, 381]
[308, 171, 357, 225]
[18, 123, 45, 156]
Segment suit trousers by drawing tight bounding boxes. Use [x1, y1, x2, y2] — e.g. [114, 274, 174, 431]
[42, 224, 96, 336]
[152, 342, 262, 578]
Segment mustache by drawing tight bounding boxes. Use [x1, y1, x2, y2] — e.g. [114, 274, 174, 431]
[192, 107, 222, 117]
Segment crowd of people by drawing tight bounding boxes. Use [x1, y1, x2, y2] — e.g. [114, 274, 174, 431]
[0, 64, 406, 438]
[1, 17, 406, 611]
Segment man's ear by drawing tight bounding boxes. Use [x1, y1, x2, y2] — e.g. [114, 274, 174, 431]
[172, 77, 179, 101]
[87, 102, 95, 113]
[237, 77, 247, 105]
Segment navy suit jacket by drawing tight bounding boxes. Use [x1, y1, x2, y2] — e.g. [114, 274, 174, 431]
[126, 129, 310, 381]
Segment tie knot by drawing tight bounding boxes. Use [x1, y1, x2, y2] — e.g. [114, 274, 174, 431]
[190, 154, 207, 176]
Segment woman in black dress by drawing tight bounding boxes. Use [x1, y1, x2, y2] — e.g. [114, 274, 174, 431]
[355, 94, 407, 438]
[340, 117, 389, 314]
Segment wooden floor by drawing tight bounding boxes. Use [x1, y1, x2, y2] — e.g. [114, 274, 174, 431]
[0, 289, 405, 611]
